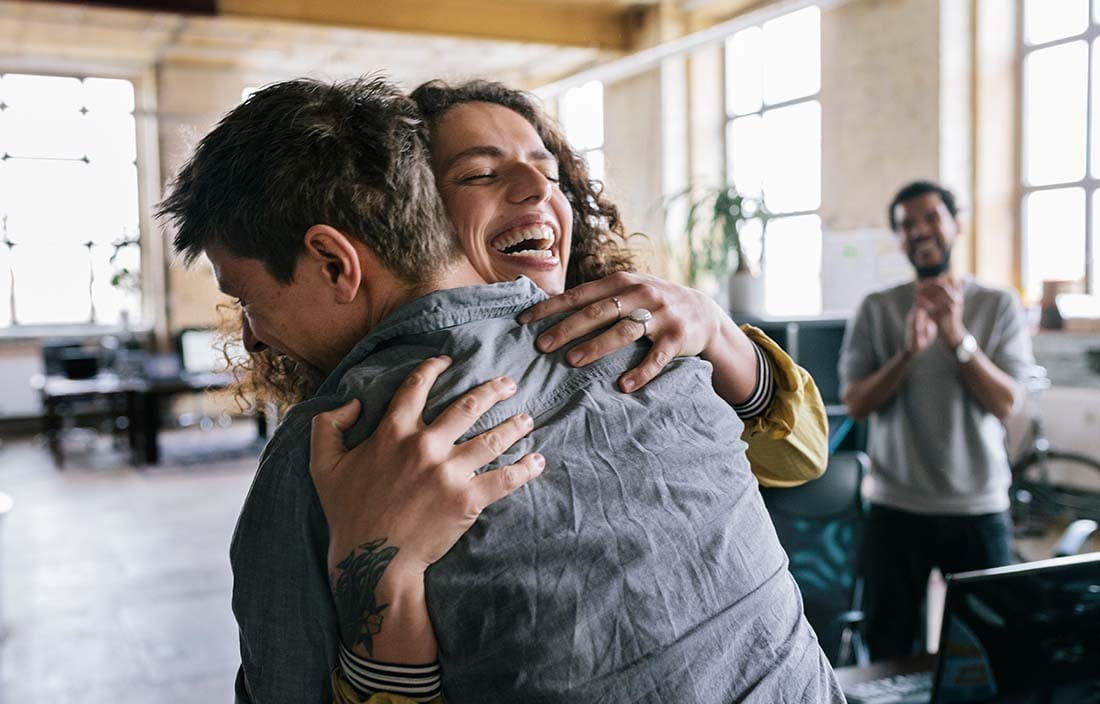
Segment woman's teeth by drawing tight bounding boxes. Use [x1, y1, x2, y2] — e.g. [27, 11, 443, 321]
[492, 225, 555, 255]
[503, 249, 554, 258]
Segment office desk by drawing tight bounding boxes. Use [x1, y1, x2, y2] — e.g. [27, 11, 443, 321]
[34, 370, 240, 467]
[834, 654, 935, 690]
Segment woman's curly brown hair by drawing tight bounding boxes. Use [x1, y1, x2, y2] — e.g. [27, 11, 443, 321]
[410, 79, 638, 289]
[214, 303, 320, 413]
[231, 78, 640, 411]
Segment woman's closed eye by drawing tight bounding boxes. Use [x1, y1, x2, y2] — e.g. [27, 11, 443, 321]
[458, 171, 495, 183]
[456, 168, 559, 185]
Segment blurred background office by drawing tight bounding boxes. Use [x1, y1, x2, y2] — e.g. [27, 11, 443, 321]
[0, 0, 1098, 701]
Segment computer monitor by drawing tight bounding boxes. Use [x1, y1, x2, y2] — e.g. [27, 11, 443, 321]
[177, 328, 221, 375]
[742, 318, 848, 406]
[794, 324, 846, 406]
[932, 552, 1100, 703]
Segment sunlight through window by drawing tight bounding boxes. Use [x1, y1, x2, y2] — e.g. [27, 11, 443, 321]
[1020, 2, 1100, 300]
[0, 73, 141, 327]
[725, 6, 821, 316]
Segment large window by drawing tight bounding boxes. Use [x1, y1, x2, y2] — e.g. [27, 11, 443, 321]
[1019, 0, 1100, 301]
[559, 80, 605, 181]
[0, 72, 141, 328]
[724, 6, 821, 315]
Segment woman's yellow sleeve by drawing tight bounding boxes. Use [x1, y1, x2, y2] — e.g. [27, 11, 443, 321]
[738, 324, 829, 488]
[332, 668, 445, 704]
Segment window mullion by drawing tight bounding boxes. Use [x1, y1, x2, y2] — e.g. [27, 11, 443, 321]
[1088, 32, 1096, 293]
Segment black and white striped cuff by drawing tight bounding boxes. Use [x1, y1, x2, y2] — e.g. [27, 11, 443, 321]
[339, 644, 442, 702]
[731, 341, 776, 420]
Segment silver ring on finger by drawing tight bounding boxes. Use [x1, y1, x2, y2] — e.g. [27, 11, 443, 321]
[628, 307, 652, 338]
[611, 296, 623, 320]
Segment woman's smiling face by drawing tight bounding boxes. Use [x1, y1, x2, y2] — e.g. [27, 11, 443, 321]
[429, 101, 573, 294]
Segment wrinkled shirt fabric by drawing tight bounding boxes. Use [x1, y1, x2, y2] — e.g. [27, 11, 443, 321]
[232, 277, 842, 704]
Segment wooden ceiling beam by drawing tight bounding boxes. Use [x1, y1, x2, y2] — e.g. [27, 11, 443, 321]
[216, 0, 633, 50]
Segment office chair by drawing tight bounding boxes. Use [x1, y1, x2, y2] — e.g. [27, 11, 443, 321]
[1052, 518, 1098, 557]
[761, 450, 870, 667]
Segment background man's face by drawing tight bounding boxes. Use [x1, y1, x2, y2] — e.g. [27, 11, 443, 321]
[893, 192, 959, 278]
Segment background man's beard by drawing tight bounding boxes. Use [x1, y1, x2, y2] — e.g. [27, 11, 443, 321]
[913, 245, 951, 279]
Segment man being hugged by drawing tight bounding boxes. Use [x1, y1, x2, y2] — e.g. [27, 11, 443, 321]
[160, 77, 841, 703]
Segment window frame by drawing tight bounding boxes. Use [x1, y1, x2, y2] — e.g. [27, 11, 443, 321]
[557, 79, 606, 182]
[1018, 0, 1099, 300]
[0, 62, 161, 339]
[721, 7, 822, 315]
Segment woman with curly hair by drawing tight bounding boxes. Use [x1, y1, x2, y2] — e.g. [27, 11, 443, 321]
[409, 80, 825, 484]
[241, 79, 825, 486]
[313, 80, 830, 703]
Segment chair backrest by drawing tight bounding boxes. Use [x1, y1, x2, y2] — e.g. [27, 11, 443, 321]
[760, 451, 869, 664]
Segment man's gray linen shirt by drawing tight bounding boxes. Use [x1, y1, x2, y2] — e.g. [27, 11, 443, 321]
[838, 278, 1034, 515]
[231, 277, 841, 704]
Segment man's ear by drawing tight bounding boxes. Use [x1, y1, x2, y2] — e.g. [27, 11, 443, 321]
[954, 215, 968, 240]
[302, 225, 362, 305]
[894, 229, 908, 255]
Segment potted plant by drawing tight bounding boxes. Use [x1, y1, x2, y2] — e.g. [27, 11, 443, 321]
[673, 183, 771, 314]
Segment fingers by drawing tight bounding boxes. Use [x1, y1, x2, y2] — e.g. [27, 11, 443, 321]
[561, 318, 644, 367]
[470, 452, 546, 509]
[924, 287, 951, 304]
[382, 356, 453, 429]
[517, 274, 634, 324]
[914, 288, 946, 316]
[535, 297, 623, 353]
[917, 281, 954, 307]
[455, 411, 535, 468]
[310, 398, 362, 476]
[619, 339, 676, 393]
[429, 375, 518, 444]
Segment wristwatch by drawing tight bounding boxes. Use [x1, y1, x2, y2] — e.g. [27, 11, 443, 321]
[955, 333, 978, 364]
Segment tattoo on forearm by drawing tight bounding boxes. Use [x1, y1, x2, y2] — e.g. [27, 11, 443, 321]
[330, 538, 399, 655]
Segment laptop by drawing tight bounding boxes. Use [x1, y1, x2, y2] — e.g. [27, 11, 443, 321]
[845, 552, 1100, 703]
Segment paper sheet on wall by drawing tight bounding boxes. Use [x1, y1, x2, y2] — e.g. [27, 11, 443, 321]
[821, 229, 911, 315]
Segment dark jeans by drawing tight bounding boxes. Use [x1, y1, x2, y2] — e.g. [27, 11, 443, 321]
[862, 503, 1014, 662]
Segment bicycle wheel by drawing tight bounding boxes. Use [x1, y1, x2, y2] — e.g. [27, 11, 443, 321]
[1012, 450, 1100, 523]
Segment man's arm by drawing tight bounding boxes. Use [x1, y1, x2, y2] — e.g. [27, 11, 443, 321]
[951, 346, 1020, 421]
[843, 349, 914, 422]
[917, 279, 1021, 421]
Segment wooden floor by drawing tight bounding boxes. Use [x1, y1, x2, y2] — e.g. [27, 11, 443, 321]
[0, 429, 258, 703]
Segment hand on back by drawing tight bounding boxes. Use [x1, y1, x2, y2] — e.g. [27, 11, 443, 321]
[310, 356, 545, 580]
[518, 271, 726, 393]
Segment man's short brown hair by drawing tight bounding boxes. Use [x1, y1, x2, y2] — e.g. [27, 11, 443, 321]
[159, 76, 460, 284]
